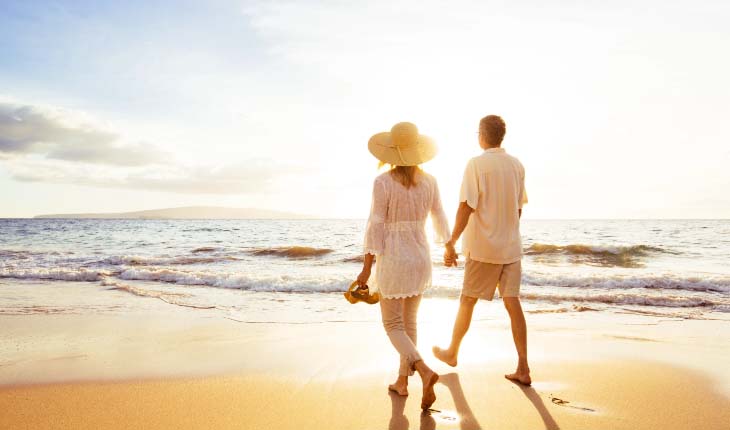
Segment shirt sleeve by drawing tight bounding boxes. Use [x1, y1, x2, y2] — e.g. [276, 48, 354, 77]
[518, 164, 528, 209]
[459, 159, 479, 210]
[430, 177, 451, 244]
[363, 178, 388, 255]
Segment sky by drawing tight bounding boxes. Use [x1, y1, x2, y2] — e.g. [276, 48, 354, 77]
[1, 0, 729, 219]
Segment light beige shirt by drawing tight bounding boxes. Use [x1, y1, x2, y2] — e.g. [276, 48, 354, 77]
[459, 147, 527, 264]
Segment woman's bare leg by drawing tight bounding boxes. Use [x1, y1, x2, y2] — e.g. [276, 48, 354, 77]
[413, 359, 439, 410]
[390, 295, 422, 394]
[381, 295, 438, 408]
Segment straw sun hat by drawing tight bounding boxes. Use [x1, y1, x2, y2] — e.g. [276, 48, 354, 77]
[368, 122, 437, 166]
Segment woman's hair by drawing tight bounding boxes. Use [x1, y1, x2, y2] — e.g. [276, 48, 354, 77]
[379, 162, 421, 188]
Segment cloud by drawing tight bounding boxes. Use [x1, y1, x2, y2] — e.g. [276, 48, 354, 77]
[0, 99, 305, 195]
[5, 157, 297, 195]
[0, 101, 164, 166]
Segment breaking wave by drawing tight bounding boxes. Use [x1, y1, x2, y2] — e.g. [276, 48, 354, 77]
[191, 247, 218, 253]
[524, 243, 673, 267]
[520, 291, 719, 309]
[117, 267, 350, 292]
[250, 246, 334, 258]
[2, 267, 728, 312]
[525, 243, 668, 256]
[101, 255, 238, 266]
[103, 280, 216, 309]
[0, 268, 113, 282]
[523, 273, 730, 293]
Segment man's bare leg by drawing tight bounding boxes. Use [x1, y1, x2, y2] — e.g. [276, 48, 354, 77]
[433, 296, 478, 367]
[502, 297, 531, 385]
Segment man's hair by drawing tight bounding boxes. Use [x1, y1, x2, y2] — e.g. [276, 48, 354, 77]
[479, 115, 506, 146]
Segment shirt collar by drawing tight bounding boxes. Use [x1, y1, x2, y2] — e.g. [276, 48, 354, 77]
[484, 147, 505, 153]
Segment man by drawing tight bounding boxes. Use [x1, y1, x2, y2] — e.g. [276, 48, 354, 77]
[433, 114, 531, 385]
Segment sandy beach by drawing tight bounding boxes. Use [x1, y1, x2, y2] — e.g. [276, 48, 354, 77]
[2, 280, 729, 429]
[3, 0, 730, 427]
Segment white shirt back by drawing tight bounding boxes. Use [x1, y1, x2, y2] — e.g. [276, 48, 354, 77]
[459, 147, 527, 264]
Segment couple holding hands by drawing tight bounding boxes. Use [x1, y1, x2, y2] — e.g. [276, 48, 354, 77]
[356, 115, 530, 410]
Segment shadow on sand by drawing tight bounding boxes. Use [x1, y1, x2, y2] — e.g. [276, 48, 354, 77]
[437, 373, 482, 430]
[388, 391, 435, 430]
[507, 379, 560, 430]
[388, 373, 560, 430]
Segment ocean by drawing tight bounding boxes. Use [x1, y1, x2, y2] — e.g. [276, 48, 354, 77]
[1, 219, 729, 322]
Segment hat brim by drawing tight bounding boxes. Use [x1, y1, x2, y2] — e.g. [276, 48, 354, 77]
[368, 133, 437, 166]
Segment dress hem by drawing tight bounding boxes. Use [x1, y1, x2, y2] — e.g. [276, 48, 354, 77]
[379, 291, 425, 300]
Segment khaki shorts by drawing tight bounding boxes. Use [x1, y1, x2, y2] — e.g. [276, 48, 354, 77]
[462, 258, 522, 300]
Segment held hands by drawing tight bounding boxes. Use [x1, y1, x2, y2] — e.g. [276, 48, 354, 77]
[444, 241, 458, 267]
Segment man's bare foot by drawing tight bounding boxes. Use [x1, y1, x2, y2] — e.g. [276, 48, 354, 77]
[432, 346, 457, 367]
[505, 369, 532, 386]
[388, 377, 408, 396]
[420, 371, 439, 410]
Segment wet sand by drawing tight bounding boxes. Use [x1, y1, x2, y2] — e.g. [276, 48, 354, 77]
[1, 286, 729, 429]
[1, 358, 728, 429]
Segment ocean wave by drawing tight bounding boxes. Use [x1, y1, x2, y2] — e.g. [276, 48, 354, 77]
[0, 268, 113, 282]
[527, 305, 597, 314]
[182, 228, 234, 232]
[102, 255, 238, 266]
[191, 247, 218, 253]
[0, 305, 85, 315]
[522, 273, 730, 293]
[0, 249, 65, 259]
[117, 267, 349, 292]
[524, 243, 670, 268]
[250, 246, 334, 258]
[0, 250, 33, 259]
[525, 243, 668, 256]
[103, 280, 216, 309]
[520, 291, 719, 308]
[422, 285, 725, 309]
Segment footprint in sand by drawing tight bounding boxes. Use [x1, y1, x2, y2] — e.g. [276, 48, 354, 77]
[426, 409, 459, 422]
[550, 396, 596, 412]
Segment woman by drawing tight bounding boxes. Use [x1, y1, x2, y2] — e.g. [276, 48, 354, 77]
[356, 122, 451, 410]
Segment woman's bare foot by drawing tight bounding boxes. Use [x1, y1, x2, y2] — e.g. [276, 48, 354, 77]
[432, 346, 457, 367]
[420, 370, 439, 410]
[388, 376, 409, 396]
[505, 366, 532, 386]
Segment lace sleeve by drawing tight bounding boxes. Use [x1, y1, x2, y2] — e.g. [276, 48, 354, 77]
[430, 177, 451, 244]
[363, 177, 388, 255]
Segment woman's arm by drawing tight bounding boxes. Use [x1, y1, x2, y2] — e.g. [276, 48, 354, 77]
[430, 178, 451, 244]
[356, 253, 375, 288]
[359, 178, 388, 288]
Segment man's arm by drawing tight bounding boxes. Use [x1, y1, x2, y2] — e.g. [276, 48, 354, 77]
[444, 202, 475, 267]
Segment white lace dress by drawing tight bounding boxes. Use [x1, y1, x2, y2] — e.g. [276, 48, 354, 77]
[364, 171, 451, 299]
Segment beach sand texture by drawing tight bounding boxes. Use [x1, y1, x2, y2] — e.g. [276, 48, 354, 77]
[1, 294, 729, 430]
[2, 362, 728, 430]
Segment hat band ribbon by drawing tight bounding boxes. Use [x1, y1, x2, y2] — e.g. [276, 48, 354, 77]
[396, 146, 406, 164]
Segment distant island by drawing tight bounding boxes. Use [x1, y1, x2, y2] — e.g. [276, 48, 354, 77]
[34, 206, 313, 220]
